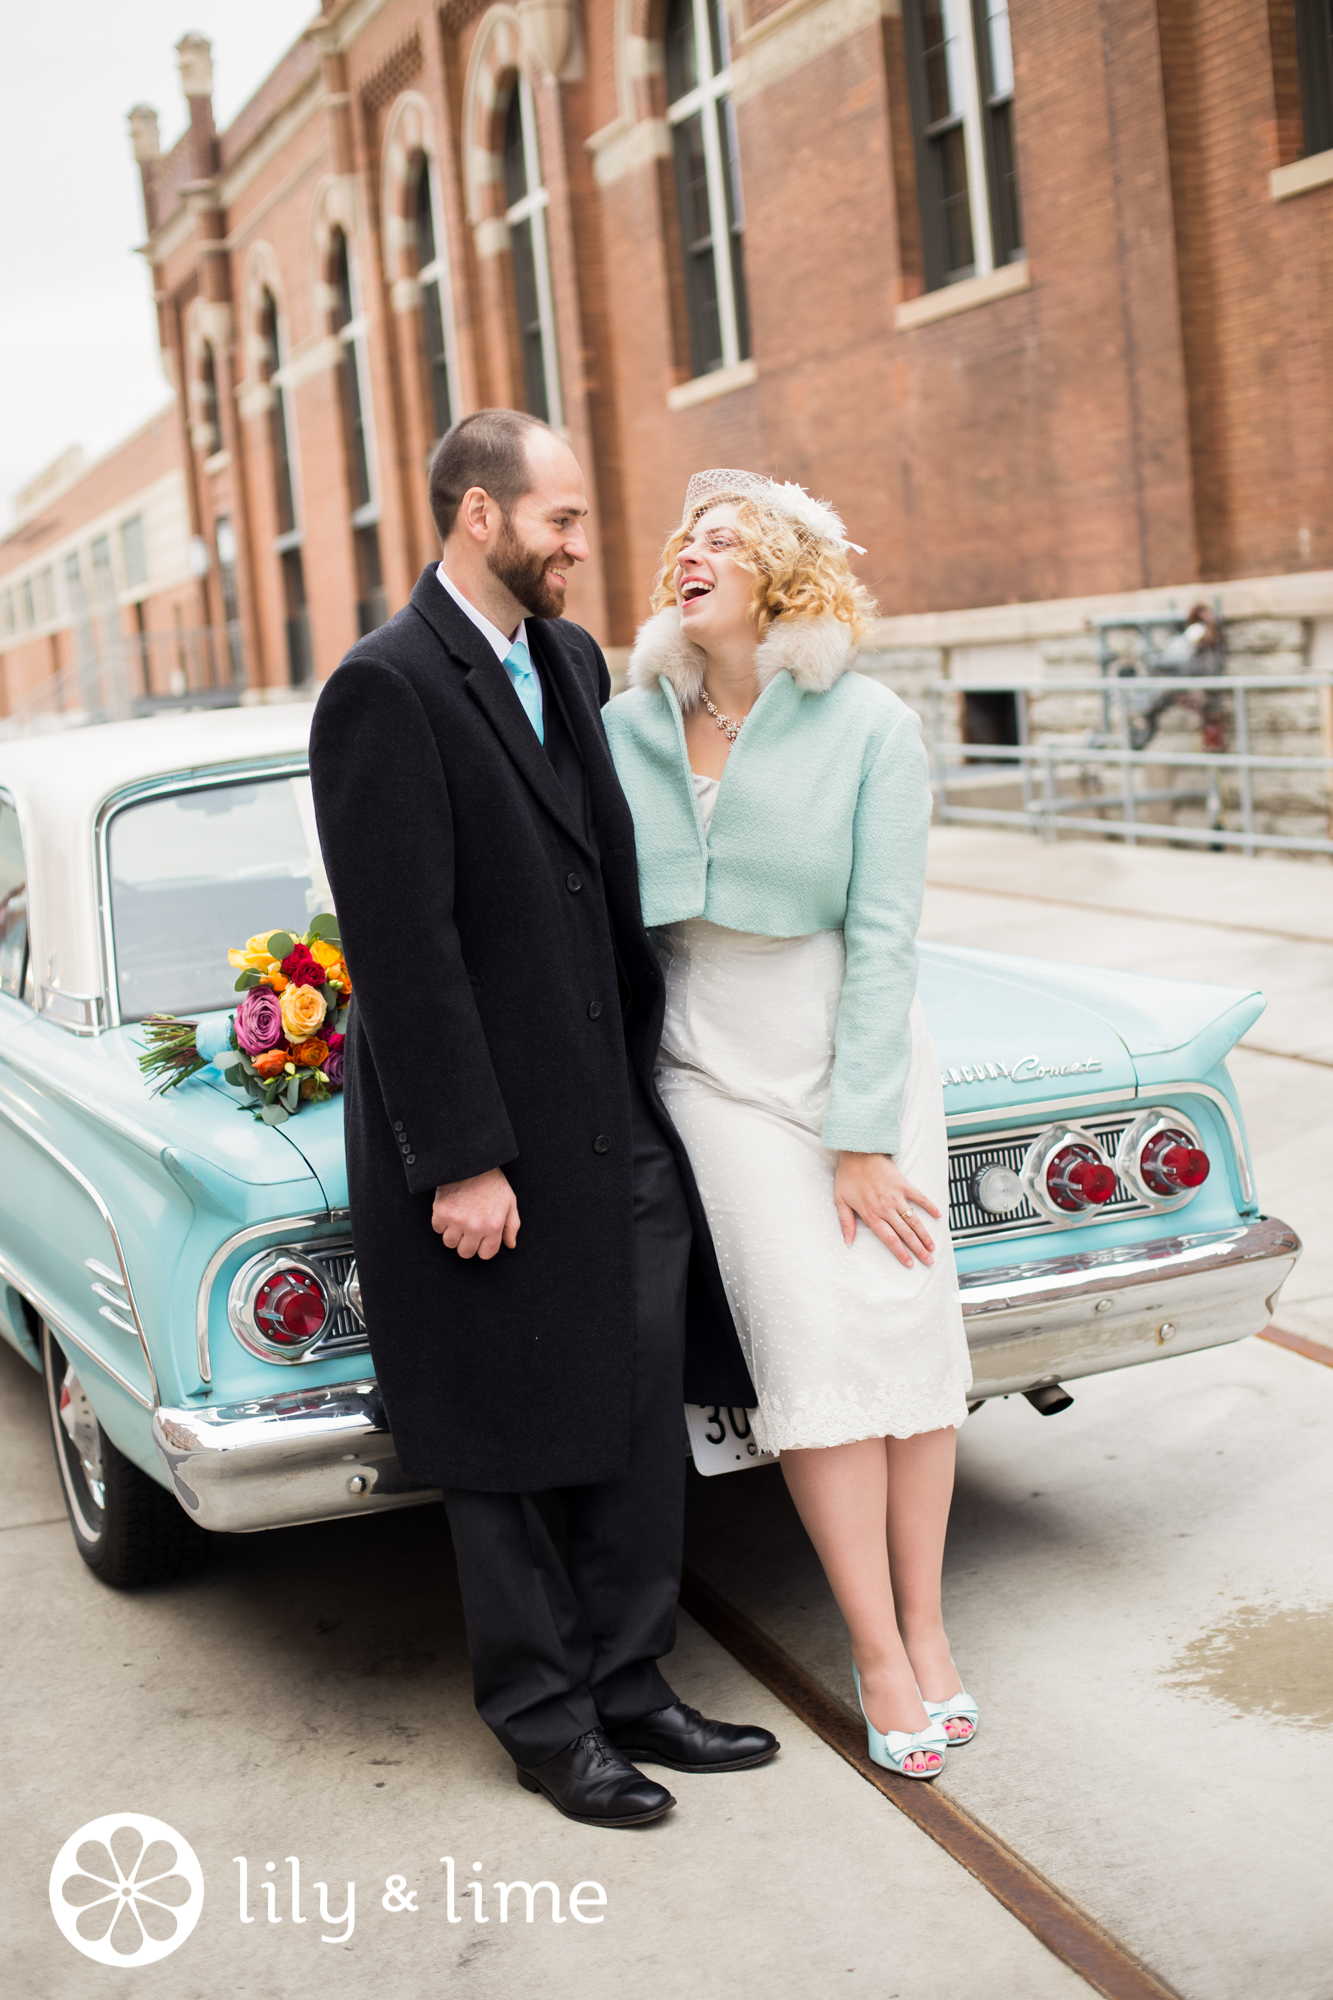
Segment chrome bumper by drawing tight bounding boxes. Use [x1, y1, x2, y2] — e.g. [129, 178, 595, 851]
[962, 1216, 1300, 1400]
[152, 1384, 439, 1533]
[153, 1219, 1300, 1529]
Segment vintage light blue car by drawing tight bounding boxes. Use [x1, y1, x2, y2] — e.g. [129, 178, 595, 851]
[0, 709, 1300, 1581]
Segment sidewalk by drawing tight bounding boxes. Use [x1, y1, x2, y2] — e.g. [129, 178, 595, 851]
[921, 827, 1332, 1339]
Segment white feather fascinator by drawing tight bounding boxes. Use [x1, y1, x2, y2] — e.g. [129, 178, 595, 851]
[682, 467, 866, 554]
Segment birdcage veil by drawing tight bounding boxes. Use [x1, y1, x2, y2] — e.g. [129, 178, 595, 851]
[682, 468, 866, 554]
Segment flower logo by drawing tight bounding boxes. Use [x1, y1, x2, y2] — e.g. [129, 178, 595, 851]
[49, 1813, 204, 1966]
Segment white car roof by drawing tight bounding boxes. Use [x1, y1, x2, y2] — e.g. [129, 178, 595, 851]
[0, 703, 316, 1021]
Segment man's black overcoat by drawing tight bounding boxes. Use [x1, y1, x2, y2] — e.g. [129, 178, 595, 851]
[308, 568, 754, 1492]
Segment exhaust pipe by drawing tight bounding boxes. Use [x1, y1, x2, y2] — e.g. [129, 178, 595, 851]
[1024, 1383, 1074, 1416]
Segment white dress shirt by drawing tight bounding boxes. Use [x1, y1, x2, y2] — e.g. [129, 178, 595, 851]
[436, 564, 530, 668]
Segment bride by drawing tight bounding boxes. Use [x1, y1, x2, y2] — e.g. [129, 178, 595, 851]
[604, 470, 975, 1779]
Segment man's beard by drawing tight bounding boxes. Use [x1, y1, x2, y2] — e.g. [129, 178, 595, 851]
[486, 517, 564, 620]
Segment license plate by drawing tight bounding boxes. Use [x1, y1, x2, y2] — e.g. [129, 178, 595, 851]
[684, 1403, 778, 1476]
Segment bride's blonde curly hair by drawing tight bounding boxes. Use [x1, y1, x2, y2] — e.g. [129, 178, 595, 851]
[651, 489, 877, 643]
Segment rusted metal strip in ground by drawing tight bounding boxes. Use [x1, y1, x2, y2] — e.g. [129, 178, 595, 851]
[680, 1568, 1184, 2000]
[1258, 1324, 1333, 1368]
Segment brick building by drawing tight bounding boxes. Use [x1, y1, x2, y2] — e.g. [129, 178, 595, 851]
[4, 0, 1333, 821]
[0, 414, 208, 728]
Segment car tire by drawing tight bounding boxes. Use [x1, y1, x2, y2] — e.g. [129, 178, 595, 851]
[41, 1322, 209, 1588]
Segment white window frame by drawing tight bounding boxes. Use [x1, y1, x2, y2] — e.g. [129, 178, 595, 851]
[415, 150, 461, 440]
[332, 236, 383, 528]
[504, 74, 564, 433]
[665, 0, 746, 373]
[264, 295, 307, 552]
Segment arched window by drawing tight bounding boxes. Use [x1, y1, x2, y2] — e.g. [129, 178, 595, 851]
[502, 82, 562, 427]
[408, 152, 454, 441]
[665, 0, 750, 379]
[329, 228, 387, 635]
[199, 342, 220, 453]
[258, 289, 310, 686]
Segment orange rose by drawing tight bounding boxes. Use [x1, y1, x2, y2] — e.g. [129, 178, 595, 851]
[295, 1038, 329, 1071]
[326, 958, 351, 994]
[264, 970, 289, 992]
[252, 1049, 289, 1079]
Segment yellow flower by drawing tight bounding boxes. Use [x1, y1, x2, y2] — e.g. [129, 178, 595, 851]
[228, 932, 281, 973]
[280, 982, 328, 1044]
[309, 939, 342, 970]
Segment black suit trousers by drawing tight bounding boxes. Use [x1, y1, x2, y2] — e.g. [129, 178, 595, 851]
[442, 1068, 691, 1766]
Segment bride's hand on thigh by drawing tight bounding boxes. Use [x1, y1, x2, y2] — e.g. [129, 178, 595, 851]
[834, 1152, 940, 1267]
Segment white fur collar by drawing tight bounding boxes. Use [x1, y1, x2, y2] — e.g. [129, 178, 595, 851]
[626, 605, 856, 706]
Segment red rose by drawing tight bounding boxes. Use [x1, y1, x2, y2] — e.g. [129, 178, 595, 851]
[281, 944, 324, 987]
[325, 1030, 344, 1052]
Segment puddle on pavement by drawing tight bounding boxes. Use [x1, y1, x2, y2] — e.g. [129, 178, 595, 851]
[1164, 1602, 1333, 1729]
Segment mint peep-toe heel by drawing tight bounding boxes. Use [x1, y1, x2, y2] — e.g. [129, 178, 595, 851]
[923, 1686, 979, 1746]
[853, 1665, 947, 1781]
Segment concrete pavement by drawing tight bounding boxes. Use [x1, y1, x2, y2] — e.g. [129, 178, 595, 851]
[2, 1333, 1086, 2000]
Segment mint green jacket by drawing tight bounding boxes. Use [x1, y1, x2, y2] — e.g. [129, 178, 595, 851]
[602, 608, 931, 1156]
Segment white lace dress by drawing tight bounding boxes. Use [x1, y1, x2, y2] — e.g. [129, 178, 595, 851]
[656, 772, 972, 1455]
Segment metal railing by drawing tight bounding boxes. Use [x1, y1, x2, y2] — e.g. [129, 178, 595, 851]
[0, 624, 245, 738]
[926, 673, 1333, 857]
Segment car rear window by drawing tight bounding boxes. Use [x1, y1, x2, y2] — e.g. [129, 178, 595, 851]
[107, 774, 332, 1021]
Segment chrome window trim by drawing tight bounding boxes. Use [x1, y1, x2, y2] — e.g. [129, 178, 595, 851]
[0, 1247, 153, 1411]
[945, 1079, 1253, 1206]
[195, 1208, 350, 1386]
[0, 783, 34, 1011]
[0, 1091, 157, 1404]
[93, 754, 311, 1032]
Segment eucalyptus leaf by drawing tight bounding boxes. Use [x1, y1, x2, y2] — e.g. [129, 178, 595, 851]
[260, 1104, 289, 1125]
[234, 969, 262, 992]
[308, 912, 341, 944]
[267, 931, 296, 959]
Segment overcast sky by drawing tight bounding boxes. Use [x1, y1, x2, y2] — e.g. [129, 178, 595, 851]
[0, 2, 315, 533]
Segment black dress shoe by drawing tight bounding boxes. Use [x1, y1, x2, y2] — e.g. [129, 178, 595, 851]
[515, 1729, 676, 1827]
[607, 1701, 780, 1773]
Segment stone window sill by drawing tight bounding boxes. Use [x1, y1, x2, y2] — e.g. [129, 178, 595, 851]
[895, 259, 1030, 331]
[1270, 149, 1333, 202]
[666, 358, 758, 411]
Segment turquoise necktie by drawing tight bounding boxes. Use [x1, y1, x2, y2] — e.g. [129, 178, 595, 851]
[502, 638, 544, 744]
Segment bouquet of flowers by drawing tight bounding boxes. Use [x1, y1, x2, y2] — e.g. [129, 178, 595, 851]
[138, 914, 351, 1124]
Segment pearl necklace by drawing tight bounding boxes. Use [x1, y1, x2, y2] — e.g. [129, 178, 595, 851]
[702, 694, 745, 743]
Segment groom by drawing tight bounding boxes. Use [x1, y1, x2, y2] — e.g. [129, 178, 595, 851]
[310, 409, 774, 1827]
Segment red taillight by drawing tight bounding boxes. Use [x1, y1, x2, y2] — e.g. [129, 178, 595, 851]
[1140, 1130, 1209, 1195]
[1045, 1144, 1117, 1212]
[253, 1269, 328, 1346]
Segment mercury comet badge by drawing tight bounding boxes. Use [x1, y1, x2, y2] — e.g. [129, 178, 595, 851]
[940, 1056, 1104, 1087]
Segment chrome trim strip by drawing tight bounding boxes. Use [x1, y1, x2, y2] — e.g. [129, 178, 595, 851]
[94, 755, 311, 1032]
[0, 1248, 153, 1410]
[0, 1092, 158, 1404]
[946, 1086, 1133, 1129]
[98, 1304, 141, 1338]
[195, 1211, 330, 1386]
[958, 1217, 1298, 1322]
[945, 1078, 1254, 1206]
[84, 1258, 125, 1289]
[91, 1281, 130, 1310]
[38, 987, 104, 1034]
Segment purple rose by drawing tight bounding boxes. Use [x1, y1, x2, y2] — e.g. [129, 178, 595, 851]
[322, 1045, 345, 1086]
[234, 986, 284, 1056]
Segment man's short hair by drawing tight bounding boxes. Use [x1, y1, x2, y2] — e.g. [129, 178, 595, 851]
[428, 408, 549, 541]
